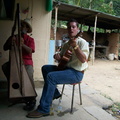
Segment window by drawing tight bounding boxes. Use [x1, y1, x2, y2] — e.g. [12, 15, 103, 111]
[0, 0, 15, 20]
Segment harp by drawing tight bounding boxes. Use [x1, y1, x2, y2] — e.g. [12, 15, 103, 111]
[9, 3, 37, 103]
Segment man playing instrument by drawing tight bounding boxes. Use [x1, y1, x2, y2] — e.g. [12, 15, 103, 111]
[27, 19, 89, 118]
[2, 19, 36, 111]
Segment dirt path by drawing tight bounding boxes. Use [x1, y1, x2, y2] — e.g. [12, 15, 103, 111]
[83, 59, 120, 103]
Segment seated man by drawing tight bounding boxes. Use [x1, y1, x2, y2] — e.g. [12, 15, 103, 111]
[27, 18, 89, 118]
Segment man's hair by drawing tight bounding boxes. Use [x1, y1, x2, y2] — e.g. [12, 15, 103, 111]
[67, 19, 79, 27]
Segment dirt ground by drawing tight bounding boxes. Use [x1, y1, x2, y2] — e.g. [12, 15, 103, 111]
[83, 58, 120, 103]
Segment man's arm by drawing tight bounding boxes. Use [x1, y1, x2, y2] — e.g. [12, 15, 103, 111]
[73, 46, 87, 63]
[69, 38, 88, 63]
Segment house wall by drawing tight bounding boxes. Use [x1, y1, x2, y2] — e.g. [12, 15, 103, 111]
[107, 33, 120, 57]
[0, 0, 52, 81]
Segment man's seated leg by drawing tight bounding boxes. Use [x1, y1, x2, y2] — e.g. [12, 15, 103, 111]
[53, 88, 61, 100]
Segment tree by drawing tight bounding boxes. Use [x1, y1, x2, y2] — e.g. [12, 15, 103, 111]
[112, 0, 120, 16]
[54, 0, 116, 16]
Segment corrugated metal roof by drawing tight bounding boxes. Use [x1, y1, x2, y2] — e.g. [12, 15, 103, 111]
[52, 1, 120, 30]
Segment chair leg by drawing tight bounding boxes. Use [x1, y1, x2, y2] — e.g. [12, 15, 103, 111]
[61, 83, 82, 114]
[61, 84, 65, 98]
[78, 83, 82, 105]
[59, 84, 65, 103]
[58, 85, 65, 108]
[71, 84, 75, 114]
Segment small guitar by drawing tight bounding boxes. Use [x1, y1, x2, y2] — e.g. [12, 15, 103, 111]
[57, 31, 81, 70]
[57, 46, 72, 70]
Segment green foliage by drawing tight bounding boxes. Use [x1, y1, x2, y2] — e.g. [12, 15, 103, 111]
[53, 0, 120, 32]
[74, 0, 81, 6]
[54, 0, 118, 16]
[51, 19, 67, 28]
[96, 2, 115, 15]
[112, 0, 120, 16]
[105, 0, 120, 16]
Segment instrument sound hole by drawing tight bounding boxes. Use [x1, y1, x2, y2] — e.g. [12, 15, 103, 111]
[12, 83, 19, 89]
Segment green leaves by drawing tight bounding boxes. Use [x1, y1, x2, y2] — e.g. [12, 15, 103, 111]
[54, 0, 120, 16]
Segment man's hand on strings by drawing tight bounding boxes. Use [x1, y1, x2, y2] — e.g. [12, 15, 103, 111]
[69, 38, 77, 48]
[65, 49, 72, 57]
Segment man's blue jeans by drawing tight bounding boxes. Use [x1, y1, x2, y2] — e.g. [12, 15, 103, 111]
[37, 65, 84, 113]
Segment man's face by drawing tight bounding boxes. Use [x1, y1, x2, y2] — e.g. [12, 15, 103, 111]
[67, 22, 79, 38]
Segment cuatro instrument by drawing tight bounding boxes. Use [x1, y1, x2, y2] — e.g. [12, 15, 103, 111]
[57, 32, 81, 70]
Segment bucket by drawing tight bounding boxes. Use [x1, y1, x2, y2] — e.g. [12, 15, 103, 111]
[108, 53, 114, 60]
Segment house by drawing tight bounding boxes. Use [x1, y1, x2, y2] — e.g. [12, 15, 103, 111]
[0, 0, 52, 83]
[0, 0, 120, 85]
[52, 1, 120, 62]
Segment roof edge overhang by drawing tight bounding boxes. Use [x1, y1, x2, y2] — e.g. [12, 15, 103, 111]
[52, 1, 120, 30]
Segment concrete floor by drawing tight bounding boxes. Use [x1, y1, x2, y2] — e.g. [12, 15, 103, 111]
[0, 81, 117, 120]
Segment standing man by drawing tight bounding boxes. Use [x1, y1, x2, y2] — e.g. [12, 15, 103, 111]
[2, 19, 37, 111]
[27, 19, 89, 118]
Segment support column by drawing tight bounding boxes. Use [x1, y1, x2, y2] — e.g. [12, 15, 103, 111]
[92, 14, 98, 65]
[54, 6, 58, 52]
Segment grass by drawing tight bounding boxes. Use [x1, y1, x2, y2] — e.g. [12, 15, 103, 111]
[110, 102, 120, 119]
[100, 93, 120, 118]
[100, 93, 113, 101]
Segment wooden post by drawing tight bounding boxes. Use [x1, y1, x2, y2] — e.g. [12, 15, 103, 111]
[54, 6, 58, 52]
[92, 15, 98, 65]
[118, 29, 120, 59]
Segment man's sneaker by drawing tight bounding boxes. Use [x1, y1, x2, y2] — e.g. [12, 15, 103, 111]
[26, 109, 50, 118]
